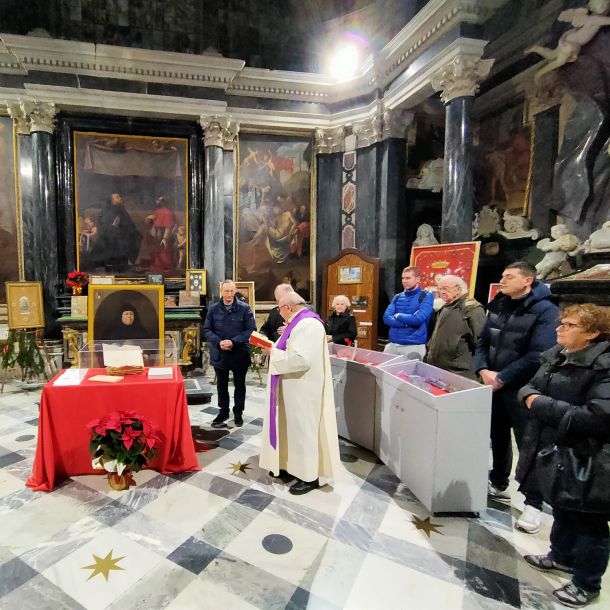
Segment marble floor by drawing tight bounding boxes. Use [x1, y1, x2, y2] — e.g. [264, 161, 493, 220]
[0, 374, 607, 610]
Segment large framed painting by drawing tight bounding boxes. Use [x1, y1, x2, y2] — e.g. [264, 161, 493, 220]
[88, 285, 164, 347]
[474, 104, 531, 215]
[236, 132, 314, 303]
[74, 132, 189, 278]
[410, 242, 481, 297]
[0, 116, 21, 302]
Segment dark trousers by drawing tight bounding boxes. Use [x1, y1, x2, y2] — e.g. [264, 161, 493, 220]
[489, 388, 543, 509]
[215, 366, 247, 417]
[549, 506, 610, 593]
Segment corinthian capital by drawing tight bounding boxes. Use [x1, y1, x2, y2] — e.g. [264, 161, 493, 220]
[431, 55, 494, 104]
[199, 115, 239, 149]
[7, 100, 57, 134]
[315, 126, 345, 154]
[382, 109, 415, 140]
[352, 114, 383, 149]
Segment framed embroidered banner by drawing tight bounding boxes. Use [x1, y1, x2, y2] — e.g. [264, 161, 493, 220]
[410, 242, 480, 297]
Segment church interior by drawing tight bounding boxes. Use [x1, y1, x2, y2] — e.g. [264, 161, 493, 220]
[0, 0, 609, 608]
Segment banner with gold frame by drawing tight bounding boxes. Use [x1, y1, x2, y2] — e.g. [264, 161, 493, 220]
[6, 281, 44, 329]
[410, 242, 480, 297]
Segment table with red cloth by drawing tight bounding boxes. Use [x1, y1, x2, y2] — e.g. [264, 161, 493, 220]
[27, 366, 200, 491]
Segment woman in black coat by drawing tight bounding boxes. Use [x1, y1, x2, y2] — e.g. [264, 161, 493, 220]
[325, 295, 357, 346]
[517, 303, 610, 608]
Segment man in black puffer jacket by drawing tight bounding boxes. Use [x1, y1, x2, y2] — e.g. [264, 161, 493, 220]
[474, 261, 559, 533]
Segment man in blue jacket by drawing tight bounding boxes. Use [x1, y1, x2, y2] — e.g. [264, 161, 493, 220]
[203, 280, 256, 428]
[383, 266, 434, 360]
[474, 261, 559, 534]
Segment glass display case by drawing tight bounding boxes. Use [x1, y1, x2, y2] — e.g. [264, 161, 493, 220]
[328, 343, 403, 451]
[371, 360, 492, 514]
[77, 338, 178, 370]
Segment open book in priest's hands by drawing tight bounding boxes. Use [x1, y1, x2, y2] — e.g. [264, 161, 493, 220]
[249, 331, 273, 349]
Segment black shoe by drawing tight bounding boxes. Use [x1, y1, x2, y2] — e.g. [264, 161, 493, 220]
[234, 414, 244, 427]
[269, 469, 295, 483]
[211, 415, 229, 428]
[524, 554, 574, 575]
[289, 478, 319, 495]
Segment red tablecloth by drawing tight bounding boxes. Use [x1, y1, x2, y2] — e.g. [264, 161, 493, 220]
[27, 366, 200, 491]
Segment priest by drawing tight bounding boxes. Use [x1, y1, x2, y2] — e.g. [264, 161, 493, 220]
[259, 291, 340, 495]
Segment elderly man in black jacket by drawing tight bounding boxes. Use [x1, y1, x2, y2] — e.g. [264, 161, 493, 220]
[474, 261, 559, 534]
[203, 280, 256, 428]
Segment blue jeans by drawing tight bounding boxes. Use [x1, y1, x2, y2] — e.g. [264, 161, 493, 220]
[549, 506, 610, 593]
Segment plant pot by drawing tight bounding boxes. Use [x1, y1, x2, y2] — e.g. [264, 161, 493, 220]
[107, 471, 135, 491]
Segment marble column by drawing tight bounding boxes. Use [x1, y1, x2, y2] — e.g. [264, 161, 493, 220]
[9, 101, 60, 335]
[199, 116, 238, 301]
[432, 53, 493, 243]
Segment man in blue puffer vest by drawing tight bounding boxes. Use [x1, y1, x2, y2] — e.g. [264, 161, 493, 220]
[383, 266, 434, 360]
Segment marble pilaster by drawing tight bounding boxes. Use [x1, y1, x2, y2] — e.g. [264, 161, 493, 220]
[354, 145, 379, 255]
[223, 149, 235, 279]
[431, 53, 493, 243]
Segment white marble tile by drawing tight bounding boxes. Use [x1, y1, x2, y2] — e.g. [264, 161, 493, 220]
[73, 469, 160, 500]
[167, 577, 259, 610]
[0, 468, 29, 499]
[345, 553, 464, 610]
[42, 527, 165, 610]
[377, 503, 469, 560]
[223, 509, 328, 587]
[141, 482, 230, 536]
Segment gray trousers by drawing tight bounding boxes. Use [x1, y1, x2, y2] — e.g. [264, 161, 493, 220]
[383, 342, 426, 360]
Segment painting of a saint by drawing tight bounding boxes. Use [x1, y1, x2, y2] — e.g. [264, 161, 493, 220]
[236, 134, 313, 302]
[74, 133, 188, 278]
[0, 117, 20, 302]
[474, 105, 531, 214]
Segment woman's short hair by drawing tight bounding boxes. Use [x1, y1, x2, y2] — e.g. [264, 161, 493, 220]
[332, 295, 351, 310]
[562, 303, 610, 339]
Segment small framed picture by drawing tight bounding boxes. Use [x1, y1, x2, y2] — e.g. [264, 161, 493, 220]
[89, 275, 114, 285]
[147, 273, 164, 285]
[165, 294, 177, 308]
[178, 290, 200, 307]
[351, 295, 368, 308]
[6, 281, 45, 329]
[70, 295, 88, 317]
[338, 265, 362, 284]
[186, 269, 207, 295]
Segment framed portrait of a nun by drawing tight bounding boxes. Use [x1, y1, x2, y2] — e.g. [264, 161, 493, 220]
[88, 284, 164, 346]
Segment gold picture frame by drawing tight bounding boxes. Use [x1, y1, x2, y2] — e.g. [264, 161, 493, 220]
[5, 281, 45, 329]
[88, 284, 164, 350]
[89, 275, 115, 285]
[186, 268, 207, 295]
[218, 280, 256, 316]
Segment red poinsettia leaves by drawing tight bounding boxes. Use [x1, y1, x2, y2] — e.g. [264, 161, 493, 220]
[121, 427, 142, 450]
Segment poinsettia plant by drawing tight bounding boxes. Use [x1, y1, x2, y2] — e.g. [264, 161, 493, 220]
[87, 410, 161, 475]
[65, 270, 89, 290]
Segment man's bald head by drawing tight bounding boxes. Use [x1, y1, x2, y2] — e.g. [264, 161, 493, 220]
[437, 274, 468, 304]
[274, 283, 294, 302]
[278, 291, 306, 321]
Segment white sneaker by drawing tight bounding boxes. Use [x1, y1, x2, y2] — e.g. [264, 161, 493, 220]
[516, 505, 541, 534]
[488, 482, 511, 500]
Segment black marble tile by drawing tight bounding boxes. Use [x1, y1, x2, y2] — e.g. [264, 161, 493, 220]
[218, 436, 243, 451]
[235, 488, 274, 512]
[0, 557, 38, 597]
[167, 536, 221, 575]
[286, 586, 310, 610]
[91, 499, 134, 527]
[364, 463, 400, 497]
[0, 452, 26, 468]
[200, 406, 218, 415]
[249, 417, 264, 427]
[14, 434, 35, 442]
[261, 533, 293, 554]
[464, 562, 521, 608]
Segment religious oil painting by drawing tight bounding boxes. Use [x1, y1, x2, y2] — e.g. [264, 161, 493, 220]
[474, 104, 531, 215]
[0, 117, 20, 302]
[88, 284, 164, 346]
[410, 242, 480, 297]
[6, 282, 44, 329]
[236, 133, 313, 303]
[74, 132, 189, 279]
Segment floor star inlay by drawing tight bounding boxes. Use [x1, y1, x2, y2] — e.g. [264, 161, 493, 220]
[81, 550, 126, 581]
[229, 460, 252, 475]
[410, 515, 444, 538]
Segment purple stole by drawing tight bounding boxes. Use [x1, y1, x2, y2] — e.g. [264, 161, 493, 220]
[268, 308, 324, 449]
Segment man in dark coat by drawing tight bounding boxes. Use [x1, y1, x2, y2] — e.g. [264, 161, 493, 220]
[426, 275, 486, 379]
[203, 280, 256, 428]
[474, 260, 559, 533]
[98, 193, 142, 273]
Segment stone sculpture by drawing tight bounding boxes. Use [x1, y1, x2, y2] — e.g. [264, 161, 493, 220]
[535, 224, 581, 279]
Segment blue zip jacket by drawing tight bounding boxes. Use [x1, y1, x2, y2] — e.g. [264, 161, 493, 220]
[383, 287, 434, 345]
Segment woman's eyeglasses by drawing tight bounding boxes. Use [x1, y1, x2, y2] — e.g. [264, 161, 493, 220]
[557, 321, 582, 330]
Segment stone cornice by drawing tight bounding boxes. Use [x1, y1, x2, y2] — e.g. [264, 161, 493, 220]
[0, 34, 245, 88]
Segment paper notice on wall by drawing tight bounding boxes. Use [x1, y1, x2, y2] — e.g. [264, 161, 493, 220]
[359, 322, 373, 326]
[102, 343, 144, 367]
